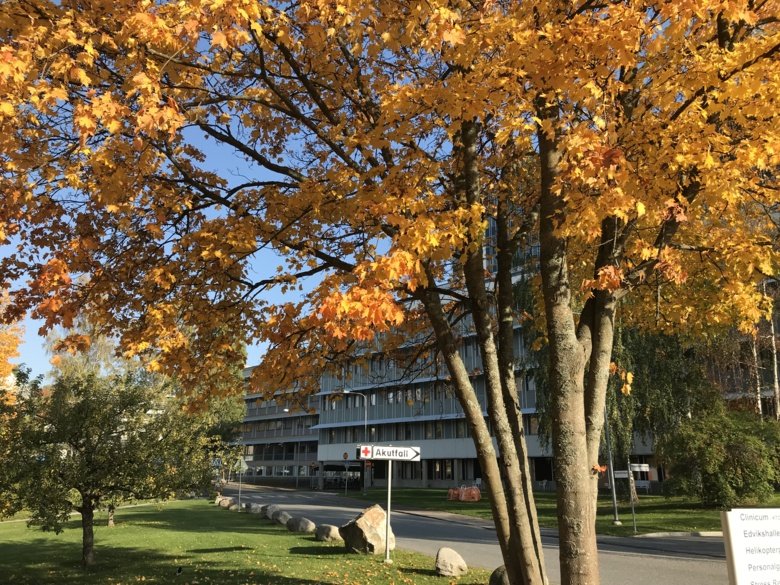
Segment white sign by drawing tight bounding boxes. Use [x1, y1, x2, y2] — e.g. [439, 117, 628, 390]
[630, 463, 650, 472]
[359, 445, 421, 462]
[613, 470, 630, 479]
[234, 458, 249, 473]
[721, 508, 780, 585]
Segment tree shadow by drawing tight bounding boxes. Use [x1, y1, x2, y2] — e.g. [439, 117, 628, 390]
[0, 539, 330, 585]
[288, 545, 348, 556]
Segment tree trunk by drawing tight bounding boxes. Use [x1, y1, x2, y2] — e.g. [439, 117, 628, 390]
[107, 503, 115, 528]
[764, 282, 779, 420]
[421, 284, 544, 585]
[456, 119, 546, 585]
[538, 114, 600, 585]
[770, 309, 780, 421]
[751, 332, 763, 418]
[80, 499, 96, 567]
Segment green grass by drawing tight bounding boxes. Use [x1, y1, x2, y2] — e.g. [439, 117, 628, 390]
[350, 488, 780, 537]
[0, 499, 490, 585]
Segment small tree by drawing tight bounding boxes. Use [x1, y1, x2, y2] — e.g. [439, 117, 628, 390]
[0, 354, 216, 567]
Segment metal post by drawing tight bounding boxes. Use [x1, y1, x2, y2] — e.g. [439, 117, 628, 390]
[362, 394, 368, 494]
[385, 459, 393, 564]
[238, 470, 242, 509]
[345, 389, 369, 494]
[628, 457, 637, 534]
[294, 441, 299, 489]
[603, 404, 621, 526]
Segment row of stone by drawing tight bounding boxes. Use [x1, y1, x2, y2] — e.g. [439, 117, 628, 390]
[212, 495, 471, 578]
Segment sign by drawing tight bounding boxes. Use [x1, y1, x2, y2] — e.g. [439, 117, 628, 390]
[721, 508, 780, 585]
[613, 470, 629, 479]
[630, 463, 650, 472]
[234, 458, 249, 473]
[358, 445, 421, 462]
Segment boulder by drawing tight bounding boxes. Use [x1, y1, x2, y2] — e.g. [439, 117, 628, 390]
[248, 503, 264, 514]
[489, 565, 510, 585]
[435, 547, 468, 577]
[214, 495, 225, 506]
[339, 505, 395, 554]
[228, 503, 240, 512]
[272, 510, 292, 525]
[287, 517, 317, 533]
[315, 524, 343, 542]
[264, 504, 281, 519]
[218, 497, 235, 509]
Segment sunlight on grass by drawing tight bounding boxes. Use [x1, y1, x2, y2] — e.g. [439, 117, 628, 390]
[0, 499, 490, 585]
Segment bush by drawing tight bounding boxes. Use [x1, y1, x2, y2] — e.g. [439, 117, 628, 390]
[658, 409, 780, 508]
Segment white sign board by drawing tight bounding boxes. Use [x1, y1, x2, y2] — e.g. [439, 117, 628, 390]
[234, 457, 249, 473]
[721, 508, 780, 585]
[359, 445, 421, 462]
[630, 463, 650, 472]
[613, 470, 630, 479]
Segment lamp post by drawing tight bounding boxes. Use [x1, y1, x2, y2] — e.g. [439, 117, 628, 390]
[344, 389, 369, 494]
[283, 408, 300, 489]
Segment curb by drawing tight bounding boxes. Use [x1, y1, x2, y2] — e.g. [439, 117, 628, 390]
[635, 531, 722, 538]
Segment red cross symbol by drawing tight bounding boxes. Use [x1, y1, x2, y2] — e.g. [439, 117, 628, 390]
[361, 446, 372, 457]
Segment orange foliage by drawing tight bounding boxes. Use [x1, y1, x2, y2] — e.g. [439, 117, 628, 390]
[0, 0, 776, 394]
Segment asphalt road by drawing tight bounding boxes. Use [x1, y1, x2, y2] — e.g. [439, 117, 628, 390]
[223, 484, 727, 585]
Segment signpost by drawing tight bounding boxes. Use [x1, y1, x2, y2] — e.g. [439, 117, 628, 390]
[359, 444, 422, 563]
[721, 508, 780, 585]
[234, 457, 249, 508]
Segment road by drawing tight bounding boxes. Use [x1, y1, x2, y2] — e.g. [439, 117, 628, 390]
[223, 484, 727, 585]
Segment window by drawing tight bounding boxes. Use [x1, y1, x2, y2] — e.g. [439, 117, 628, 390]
[387, 391, 394, 404]
[456, 419, 467, 438]
[435, 421, 444, 439]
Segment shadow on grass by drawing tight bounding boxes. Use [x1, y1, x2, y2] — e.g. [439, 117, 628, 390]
[398, 566, 439, 577]
[0, 539, 331, 585]
[186, 545, 252, 553]
[288, 545, 349, 556]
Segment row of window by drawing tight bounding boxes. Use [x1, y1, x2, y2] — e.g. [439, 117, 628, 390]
[323, 415, 539, 444]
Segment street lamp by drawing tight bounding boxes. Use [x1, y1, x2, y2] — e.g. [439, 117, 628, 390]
[283, 408, 300, 489]
[344, 389, 369, 494]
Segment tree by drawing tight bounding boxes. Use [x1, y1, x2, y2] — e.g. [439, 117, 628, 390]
[1, 2, 778, 584]
[0, 348, 220, 567]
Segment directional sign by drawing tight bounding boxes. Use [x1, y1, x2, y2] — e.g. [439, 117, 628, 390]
[234, 457, 249, 473]
[358, 445, 421, 462]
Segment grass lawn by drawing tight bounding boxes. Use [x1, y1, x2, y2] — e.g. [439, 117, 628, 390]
[0, 499, 490, 585]
[351, 488, 780, 537]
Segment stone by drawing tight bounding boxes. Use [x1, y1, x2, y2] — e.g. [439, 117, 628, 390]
[249, 503, 264, 514]
[435, 547, 468, 577]
[218, 497, 235, 509]
[286, 517, 317, 533]
[264, 504, 281, 519]
[339, 505, 395, 554]
[214, 495, 225, 506]
[228, 503, 240, 512]
[315, 524, 343, 542]
[489, 565, 510, 585]
[272, 510, 292, 525]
